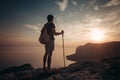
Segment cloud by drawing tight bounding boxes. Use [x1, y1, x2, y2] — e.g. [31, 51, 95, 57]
[94, 5, 99, 10]
[25, 24, 40, 34]
[71, 0, 77, 6]
[55, 6, 120, 44]
[84, 0, 99, 11]
[56, 0, 68, 11]
[89, 0, 96, 6]
[102, 0, 120, 7]
[80, 4, 85, 11]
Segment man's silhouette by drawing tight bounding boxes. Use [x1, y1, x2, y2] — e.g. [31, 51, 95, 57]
[42, 15, 64, 70]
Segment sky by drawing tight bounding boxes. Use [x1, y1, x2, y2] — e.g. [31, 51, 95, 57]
[0, 0, 120, 70]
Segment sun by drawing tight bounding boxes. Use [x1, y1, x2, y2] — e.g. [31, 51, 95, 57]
[90, 28, 105, 42]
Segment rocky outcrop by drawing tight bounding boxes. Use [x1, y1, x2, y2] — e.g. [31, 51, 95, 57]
[42, 57, 120, 80]
[0, 64, 38, 80]
[0, 57, 120, 80]
[67, 41, 120, 63]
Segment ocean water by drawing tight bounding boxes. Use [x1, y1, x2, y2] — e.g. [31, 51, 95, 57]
[0, 45, 75, 70]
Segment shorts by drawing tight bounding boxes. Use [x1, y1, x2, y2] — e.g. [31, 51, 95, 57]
[45, 40, 54, 52]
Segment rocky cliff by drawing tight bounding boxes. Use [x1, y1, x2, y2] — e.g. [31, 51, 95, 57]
[0, 57, 120, 80]
[67, 41, 120, 63]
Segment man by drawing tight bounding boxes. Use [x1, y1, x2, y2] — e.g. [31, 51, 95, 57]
[42, 15, 64, 70]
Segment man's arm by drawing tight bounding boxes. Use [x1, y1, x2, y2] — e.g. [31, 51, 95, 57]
[52, 28, 64, 36]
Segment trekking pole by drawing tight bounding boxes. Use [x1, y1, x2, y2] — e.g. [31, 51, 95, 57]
[62, 33, 65, 67]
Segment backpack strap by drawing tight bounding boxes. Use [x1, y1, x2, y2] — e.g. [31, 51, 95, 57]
[41, 23, 48, 34]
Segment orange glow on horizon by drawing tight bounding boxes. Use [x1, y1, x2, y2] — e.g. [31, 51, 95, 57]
[90, 28, 106, 42]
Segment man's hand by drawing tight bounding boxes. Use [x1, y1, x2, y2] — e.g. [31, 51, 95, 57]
[61, 30, 64, 34]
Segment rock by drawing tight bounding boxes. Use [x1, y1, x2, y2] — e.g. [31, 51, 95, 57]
[0, 73, 17, 80]
[68, 63, 80, 72]
[51, 74, 65, 80]
[59, 67, 69, 73]
[0, 57, 120, 80]
[67, 41, 120, 63]
[0, 64, 34, 75]
[18, 64, 34, 71]
[0, 64, 34, 80]
[16, 70, 35, 80]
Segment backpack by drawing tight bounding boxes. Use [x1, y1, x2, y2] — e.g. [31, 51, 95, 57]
[39, 24, 50, 44]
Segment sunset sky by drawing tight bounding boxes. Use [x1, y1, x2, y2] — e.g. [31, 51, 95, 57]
[0, 0, 120, 70]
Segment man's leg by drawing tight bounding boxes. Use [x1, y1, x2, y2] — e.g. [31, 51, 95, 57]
[43, 49, 48, 69]
[47, 50, 53, 69]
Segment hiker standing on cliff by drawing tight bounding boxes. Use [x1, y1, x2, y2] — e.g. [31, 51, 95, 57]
[42, 15, 64, 70]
